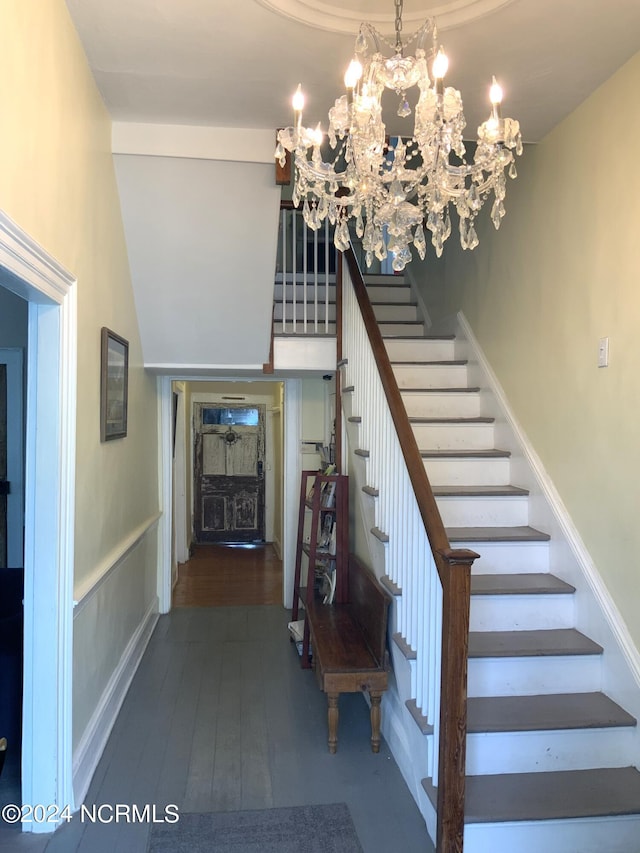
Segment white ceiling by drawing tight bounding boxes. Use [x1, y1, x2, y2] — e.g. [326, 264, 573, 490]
[66, 0, 640, 143]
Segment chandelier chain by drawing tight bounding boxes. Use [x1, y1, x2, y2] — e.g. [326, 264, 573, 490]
[394, 0, 404, 54]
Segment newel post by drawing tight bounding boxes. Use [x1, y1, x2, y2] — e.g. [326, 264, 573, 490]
[436, 547, 479, 853]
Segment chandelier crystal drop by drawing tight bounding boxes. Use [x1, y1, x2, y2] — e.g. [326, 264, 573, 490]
[275, 1, 523, 271]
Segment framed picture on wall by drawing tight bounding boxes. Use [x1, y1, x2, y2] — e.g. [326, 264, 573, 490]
[100, 327, 129, 441]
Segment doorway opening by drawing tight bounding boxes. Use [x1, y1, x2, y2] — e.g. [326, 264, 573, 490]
[170, 380, 285, 608]
[0, 288, 26, 810]
[0, 212, 76, 831]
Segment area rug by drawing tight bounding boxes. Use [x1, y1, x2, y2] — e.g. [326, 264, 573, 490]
[148, 803, 364, 852]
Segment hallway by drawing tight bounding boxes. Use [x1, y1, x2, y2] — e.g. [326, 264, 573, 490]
[0, 548, 433, 852]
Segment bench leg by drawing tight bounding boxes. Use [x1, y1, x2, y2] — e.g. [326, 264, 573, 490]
[327, 692, 339, 754]
[369, 691, 383, 753]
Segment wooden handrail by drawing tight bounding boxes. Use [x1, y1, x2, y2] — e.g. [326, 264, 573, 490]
[342, 246, 478, 853]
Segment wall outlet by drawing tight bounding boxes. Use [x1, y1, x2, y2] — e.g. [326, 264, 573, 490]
[598, 337, 609, 368]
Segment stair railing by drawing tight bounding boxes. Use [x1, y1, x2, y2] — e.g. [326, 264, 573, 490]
[274, 200, 336, 335]
[341, 246, 478, 853]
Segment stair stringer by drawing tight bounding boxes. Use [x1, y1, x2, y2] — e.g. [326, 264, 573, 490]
[456, 311, 640, 741]
[341, 389, 438, 837]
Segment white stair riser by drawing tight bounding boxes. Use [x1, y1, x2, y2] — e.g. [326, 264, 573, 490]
[364, 274, 404, 285]
[411, 422, 495, 450]
[423, 456, 511, 486]
[274, 284, 335, 302]
[465, 727, 636, 776]
[273, 303, 335, 321]
[469, 540, 550, 575]
[401, 391, 481, 418]
[436, 495, 529, 527]
[393, 363, 468, 388]
[468, 655, 601, 698]
[469, 594, 573, 632]
[373, 303, 419, 322]
[464, 814, 640, 853]
[378, 322, 425, 336]
[385, 339, 457, 361]
[367, 285, 413, 303]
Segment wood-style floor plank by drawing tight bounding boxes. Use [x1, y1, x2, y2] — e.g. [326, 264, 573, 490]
[2, 547, 432, 853]
[172, 543, 283, 607]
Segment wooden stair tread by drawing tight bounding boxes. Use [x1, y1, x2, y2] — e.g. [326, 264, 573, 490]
[471, 573, 575, 595]
[377, 320, 424, 325]
[447, 525, 550, 542]
[392, 632, 416, 660]
[423, 767, 640, 823]
[384, 334, 456, 341]
[402, 386, 480, 393]
[405, 699, 433, 735]
[421, 449, 510, 458]
[379, 574, 401, 596]
[467, 692, 637, 733]
[371, 526, 389, 543]
[371, 300, 418, 307]
[362, 485, 379, 498]
[469, 628, 603, 658]
[410, 417, 494, 424]
[391, 359, 467, 366]
[434, 485, 528, 497]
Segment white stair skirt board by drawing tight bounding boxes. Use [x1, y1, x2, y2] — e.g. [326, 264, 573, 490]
[340, 278, 640, 852]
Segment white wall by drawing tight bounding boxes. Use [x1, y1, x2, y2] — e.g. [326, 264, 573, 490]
[412, 50, 640, 652]
[113, 155, 281, 370]
[0, 0, 161, 795]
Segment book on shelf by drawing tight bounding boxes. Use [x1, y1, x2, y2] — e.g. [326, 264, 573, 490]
[321, 480, 336, 508]
[318, 512, 333, 547]
[321, 568, 336, 605]
[328, 522, 337, 556]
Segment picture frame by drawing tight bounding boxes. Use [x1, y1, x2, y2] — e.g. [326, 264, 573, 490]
[100, 327, 129, 441]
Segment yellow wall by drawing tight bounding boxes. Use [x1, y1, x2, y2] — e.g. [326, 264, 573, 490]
[415, 51, 640, 649]
[0, 0, 160, 749]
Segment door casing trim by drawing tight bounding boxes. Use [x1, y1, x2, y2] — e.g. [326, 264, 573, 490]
[0, 210, 77, 829]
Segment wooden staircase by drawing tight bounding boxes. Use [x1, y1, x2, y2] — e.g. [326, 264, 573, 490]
[345, 273, 640, 852]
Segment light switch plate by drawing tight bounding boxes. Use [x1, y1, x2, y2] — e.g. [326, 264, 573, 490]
[598, 337, 609, 368]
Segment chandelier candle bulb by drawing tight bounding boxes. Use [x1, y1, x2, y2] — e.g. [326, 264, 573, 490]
[276, 2, 522, 269]
[490, 76, 503, 119]
[344, 59, 363, 90]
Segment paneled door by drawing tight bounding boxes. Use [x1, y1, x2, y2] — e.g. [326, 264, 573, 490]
[193, 403, 266, 543]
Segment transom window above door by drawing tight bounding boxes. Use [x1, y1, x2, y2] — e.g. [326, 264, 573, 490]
[201, 407, 259, 427]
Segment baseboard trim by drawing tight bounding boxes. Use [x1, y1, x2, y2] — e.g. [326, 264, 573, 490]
[457, 311, 640, 690]
[72, 603, 159, 806]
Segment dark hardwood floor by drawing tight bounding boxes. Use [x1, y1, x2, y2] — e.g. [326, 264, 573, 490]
[173, 543, 284, 607]
[0, 547, 433, 852]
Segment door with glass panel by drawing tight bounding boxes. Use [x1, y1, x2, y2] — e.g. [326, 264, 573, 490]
[193, 403, 265, 543]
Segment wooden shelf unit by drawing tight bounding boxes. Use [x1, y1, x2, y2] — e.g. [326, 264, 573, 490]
[291, 469, 348, 668]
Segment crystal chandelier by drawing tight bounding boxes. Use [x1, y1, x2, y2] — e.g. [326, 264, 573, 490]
[275, 0, 523, 271]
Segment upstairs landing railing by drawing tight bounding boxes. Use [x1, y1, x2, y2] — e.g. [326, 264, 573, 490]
[274, 200, 336, 335]
[340, 247, 478, 853]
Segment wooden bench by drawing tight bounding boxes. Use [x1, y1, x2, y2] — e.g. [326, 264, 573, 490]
[305, 555, 392, 753]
